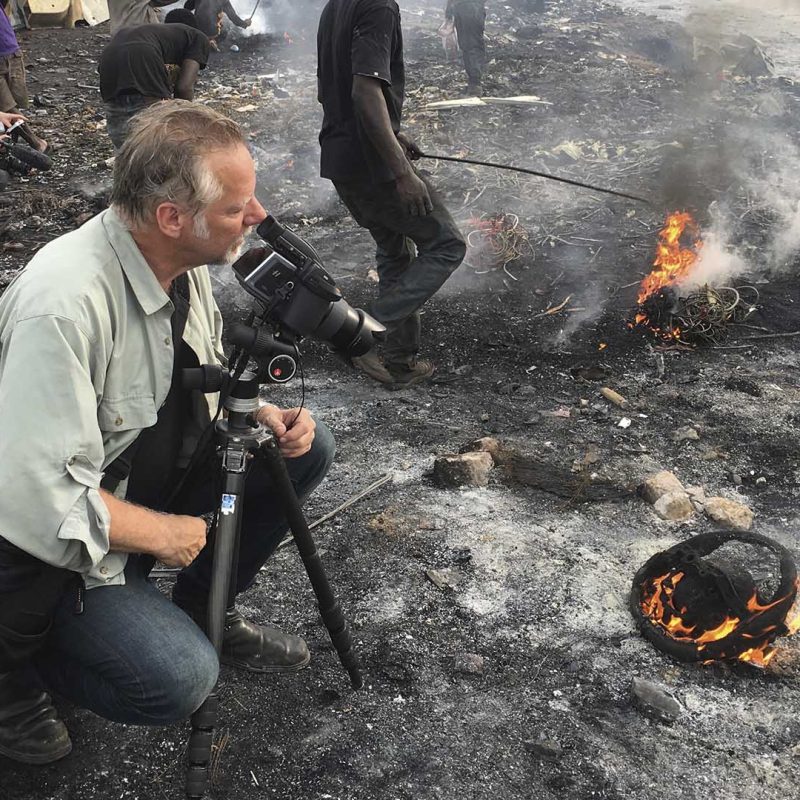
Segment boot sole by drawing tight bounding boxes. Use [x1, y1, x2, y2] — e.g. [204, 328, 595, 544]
[0, 737, 72, 765]
[220, 651, 311, 674]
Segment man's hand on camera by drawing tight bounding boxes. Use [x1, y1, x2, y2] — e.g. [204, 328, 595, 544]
[396, 169, 433, 217]
[156, 515, 207, 567]
[256, 404, 316, 458]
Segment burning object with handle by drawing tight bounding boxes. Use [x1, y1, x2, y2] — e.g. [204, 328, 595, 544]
[631, 531, 800, 668]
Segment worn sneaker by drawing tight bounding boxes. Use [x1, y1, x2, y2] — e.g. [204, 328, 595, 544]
[351, 349, 393, 384]
[386, 359, 435, 390]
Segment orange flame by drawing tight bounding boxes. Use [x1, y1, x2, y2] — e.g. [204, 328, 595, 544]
[640, 570, 800, 667]
[630, 211, 703, 340]
[637, 212, 702, 304]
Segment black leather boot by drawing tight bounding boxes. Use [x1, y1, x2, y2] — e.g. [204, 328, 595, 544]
[0, 672, 72, 764]
[173, 594, 310, 674]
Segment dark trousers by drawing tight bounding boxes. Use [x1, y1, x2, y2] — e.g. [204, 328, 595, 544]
[453, 2, 487, 85]
[104, 95, 155, 149]
[25, 422, 335, 725]
[334, 175, 466, 367]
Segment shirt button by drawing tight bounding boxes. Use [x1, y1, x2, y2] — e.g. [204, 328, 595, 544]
[115, 416, 123, 426]
[99, 566, 108, 575]
[164, 336, 171, 345]
[67, 456, 76, 465]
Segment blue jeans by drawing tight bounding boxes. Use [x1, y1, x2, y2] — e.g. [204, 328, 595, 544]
[30, 422, 335, 725]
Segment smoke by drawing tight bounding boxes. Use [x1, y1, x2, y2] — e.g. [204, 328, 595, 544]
[678, 205, 748, 290]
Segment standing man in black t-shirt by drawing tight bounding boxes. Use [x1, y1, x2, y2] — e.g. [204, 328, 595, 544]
[317, 0, 466, 389]
[98, 11, 211, 149]
[445, 0, 487, 95]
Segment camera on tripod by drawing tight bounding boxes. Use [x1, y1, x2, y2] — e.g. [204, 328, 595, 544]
[226, 214, 385, 382]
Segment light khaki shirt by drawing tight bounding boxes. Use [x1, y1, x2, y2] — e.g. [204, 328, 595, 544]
[107, 0, 162, 35]
[0, 208, 223, 588]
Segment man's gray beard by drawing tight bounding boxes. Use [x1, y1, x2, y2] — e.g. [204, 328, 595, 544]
[193, 214, 250, 265]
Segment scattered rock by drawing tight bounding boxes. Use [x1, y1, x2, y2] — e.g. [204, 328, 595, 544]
[641, 470, 685, 504]
[704, 496, 754, 530]
[433, 451, 494, 488]
[425, 569, 452, 591]
[631, 677, 682, 723]
[671, 425, 700, 443]
[453, 652, 484, 675]
[685, 485, 706, 511]
[653, 490, 695, 521]
[526, 739, 563, 761]
[460, 436, 510, 465]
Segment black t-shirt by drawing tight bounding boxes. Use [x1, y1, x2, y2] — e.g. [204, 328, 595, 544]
[99, 24, 210, 102]
[317, 0, 405, 183]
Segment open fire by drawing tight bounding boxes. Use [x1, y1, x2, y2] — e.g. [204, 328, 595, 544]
[631, 532, 800, 667]
[630, 211, 757, 344]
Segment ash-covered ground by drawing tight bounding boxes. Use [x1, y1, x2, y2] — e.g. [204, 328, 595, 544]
[2, 1, 800, 799]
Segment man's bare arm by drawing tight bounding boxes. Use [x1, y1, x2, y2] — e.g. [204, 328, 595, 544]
[351, 74, 432, 216]
[175, 59, 202, 100]
[100, 490, 206, 568]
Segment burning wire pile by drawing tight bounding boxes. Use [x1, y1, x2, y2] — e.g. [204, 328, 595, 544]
[630, 211, 759, 345]
[639, 283, 760, 345]
[465, 213, 533, 279]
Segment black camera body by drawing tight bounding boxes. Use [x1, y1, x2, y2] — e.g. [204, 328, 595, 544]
[230, 215, 384, 367]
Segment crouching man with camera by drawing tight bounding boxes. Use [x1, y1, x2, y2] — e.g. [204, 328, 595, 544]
[0, 100, 335, 765]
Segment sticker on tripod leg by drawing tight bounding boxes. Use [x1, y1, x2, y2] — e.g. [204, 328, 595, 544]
[221, 494, 237, 515]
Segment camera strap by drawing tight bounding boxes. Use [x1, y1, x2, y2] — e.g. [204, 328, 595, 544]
[101, 273, 191, 497]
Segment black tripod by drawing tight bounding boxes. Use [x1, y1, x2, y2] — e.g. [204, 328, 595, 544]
[183, 367, 362, 799]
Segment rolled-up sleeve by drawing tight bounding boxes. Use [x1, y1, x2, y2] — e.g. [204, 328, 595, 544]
[0, 315, 111, 572]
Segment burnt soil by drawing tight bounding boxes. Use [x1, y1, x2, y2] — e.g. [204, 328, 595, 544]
[2, 1, 800, 799]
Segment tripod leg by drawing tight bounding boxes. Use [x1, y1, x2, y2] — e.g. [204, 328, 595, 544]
[255, 437, 363, 689]
[185, 441, 249, 798]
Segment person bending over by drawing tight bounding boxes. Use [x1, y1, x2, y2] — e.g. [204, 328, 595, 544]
[0, 101, 334, 765]
[98, 11, 210, 148]
[186, 0, 252, 42]
[317, 0, 466, 389]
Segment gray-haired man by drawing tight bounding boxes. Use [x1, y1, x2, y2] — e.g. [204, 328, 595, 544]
[0, 101, 334, 764]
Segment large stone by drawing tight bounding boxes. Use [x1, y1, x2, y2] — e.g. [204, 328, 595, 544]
[459, 436, 509, 465]
[704, 496, 754, 531]
[641, 471, 685, 504]
[433, 452, 494, 488]
[653, 490, 695, 521]
[453, 653, 485, 675]
[631, 678, 682, 723]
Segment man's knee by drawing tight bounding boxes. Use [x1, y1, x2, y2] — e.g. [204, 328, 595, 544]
[306, 419, 336, 484]
[141, 634, 219, 724]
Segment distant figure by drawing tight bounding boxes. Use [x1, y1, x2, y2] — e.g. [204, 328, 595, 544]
[0, 1, 46, 151]
[445, 0, 487, 95]
[107, 0, 175, 34]
[186, 0, 252, 41]
[99, 16, 210, 148]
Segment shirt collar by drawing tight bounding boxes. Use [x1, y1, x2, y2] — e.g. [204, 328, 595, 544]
[101, 207, 173, 316]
